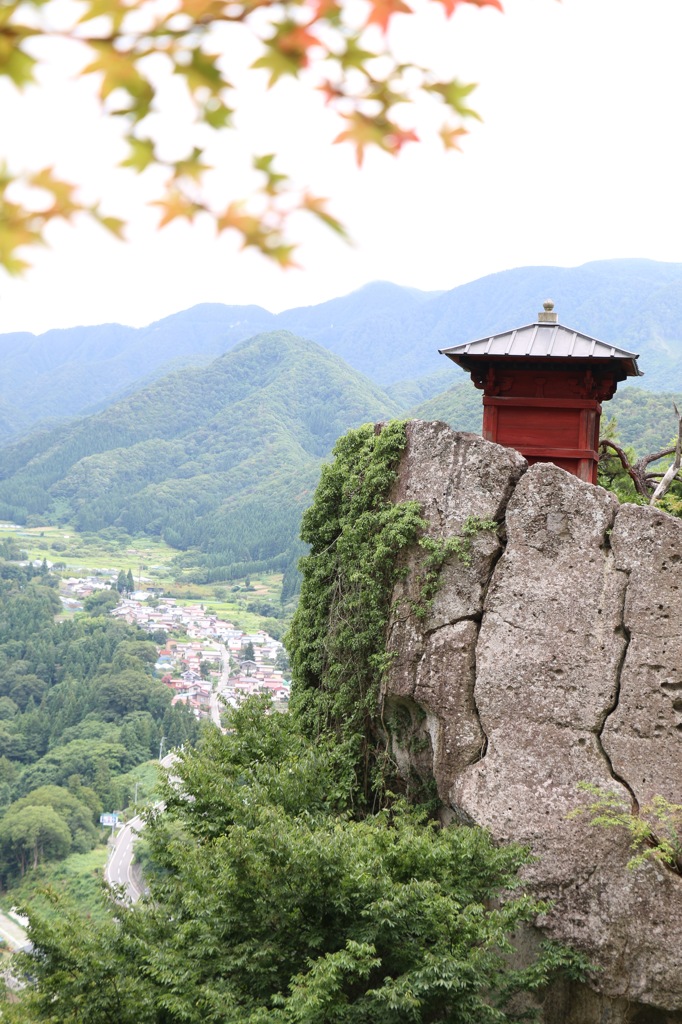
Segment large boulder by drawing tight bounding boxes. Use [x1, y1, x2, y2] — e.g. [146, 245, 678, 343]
[382, 422, 682, 1022]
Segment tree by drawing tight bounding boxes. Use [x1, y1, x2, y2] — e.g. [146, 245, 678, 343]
[95, 669, 171, 721]
[5, 700, 587, 1022]
[242, 640, 256, 662]
[1, 0, 502, 273]
[599, 405, 682, 512]
[6, 785, 99, 854]
[83, 588, 120, 615]
[0, 803, 71, 875]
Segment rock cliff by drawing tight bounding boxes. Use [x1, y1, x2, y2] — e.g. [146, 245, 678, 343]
[383, 420, 682, 1023]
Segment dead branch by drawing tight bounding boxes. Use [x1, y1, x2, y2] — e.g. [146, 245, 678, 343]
[597, 439, 649, 497]
[650, 403, 682, 505]
[599, 408, 682, 502]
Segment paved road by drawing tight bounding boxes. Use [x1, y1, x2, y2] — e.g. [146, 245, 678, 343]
[0, 910, 28, 952]
[105, 814, 145, 901]
[105, 753, 177, 903]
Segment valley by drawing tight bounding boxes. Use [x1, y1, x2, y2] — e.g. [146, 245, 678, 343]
[1, 264, 682, 1019]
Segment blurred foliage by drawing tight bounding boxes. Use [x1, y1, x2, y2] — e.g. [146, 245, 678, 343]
[0, 0, 500, 272]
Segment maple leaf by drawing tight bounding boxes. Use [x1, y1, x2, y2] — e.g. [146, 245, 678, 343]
[217, 202, 299, 266]
[120, 137, 156, 173]
[305, 0, 342, 22]
[384, 126, 419, 154]
[439, 124, 468, 150]
[317, 80, 343, 106]
[251, 48, 300, 86]
[436, 0, 502, 15]
[202, 98, 234, 129]
[334, 113, 388, 166]
[174, 48, 225, 96]
[337, 36, 377, 71]
[366, 0, 412, 34]
[173, 147, 213, 182]
[177, 0, 225, 20]
[82, 43, 155, 114]
[271, 22, 321, 68]
[264, 242, 300, 268]
[28, 168, 81, 219]
[253, 154, 288, 196]
[300, 192, 349, 239]
[90, 205, 126, 239]
[152, 189, 200, 227]
[78, 0, 130, 31]
[428, 79, 481, 120]
[0, 31, 38, 89]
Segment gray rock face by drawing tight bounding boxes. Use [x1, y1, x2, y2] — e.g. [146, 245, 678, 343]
[382, 422, 682, 1022]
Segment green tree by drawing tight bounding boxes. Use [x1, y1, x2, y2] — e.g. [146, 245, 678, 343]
[0, 803, 71, 875]
[83, 589, 120, 615]
[95, 670, 171, 721]
[6, 785, 99, 855]
[5, 701, 587, 1022]
[275, 647, 291, 674]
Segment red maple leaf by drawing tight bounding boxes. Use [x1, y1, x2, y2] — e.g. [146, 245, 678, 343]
[437, 0, 502, 16]
[317, 79, 344, 105]
[276, 24, 321, 62]
[385, 126, 419, 153]
[366, 0, 413, 33]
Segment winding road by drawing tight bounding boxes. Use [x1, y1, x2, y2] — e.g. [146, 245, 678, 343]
[105, 752, 177, 902]
[105, 812, 146, 900]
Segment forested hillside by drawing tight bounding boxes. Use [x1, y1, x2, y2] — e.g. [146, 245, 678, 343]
[5, 259, 682, 440]
[0, 332, 400, 580]
[412, 381, 682, 456]
[0, 558, 199, 890]
[0, 331, 678, 583]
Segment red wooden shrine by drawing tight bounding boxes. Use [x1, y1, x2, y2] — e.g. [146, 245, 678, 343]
[439, 301, 642, 485]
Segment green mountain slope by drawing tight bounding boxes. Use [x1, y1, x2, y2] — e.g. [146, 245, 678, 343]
[6, 260, 682, 440]
[603, 387, 682, 454]
[409, 375, 484, 435]
[0, 332, 400, 577]
[407, 377, 682, 458]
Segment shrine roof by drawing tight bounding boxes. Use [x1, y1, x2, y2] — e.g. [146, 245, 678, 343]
[439, 304, 642, 377]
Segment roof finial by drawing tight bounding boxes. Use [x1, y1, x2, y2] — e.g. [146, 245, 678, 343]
[538, 299, 558, 324]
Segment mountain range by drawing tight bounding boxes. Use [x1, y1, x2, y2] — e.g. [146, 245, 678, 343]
[0, 333, 401, 579]
[5, 258, 682, 442]
[2, 258, 682, 579]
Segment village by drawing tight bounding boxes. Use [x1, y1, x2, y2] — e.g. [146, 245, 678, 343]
[61, 574, 291, 722]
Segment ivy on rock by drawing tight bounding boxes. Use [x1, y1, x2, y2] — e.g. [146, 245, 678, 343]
[287, 421, 425, 748]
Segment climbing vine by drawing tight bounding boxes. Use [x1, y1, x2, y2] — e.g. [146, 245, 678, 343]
[414, 516, 497, 619]
[287, 421, 502, 804]
[287, 421, 425, 750]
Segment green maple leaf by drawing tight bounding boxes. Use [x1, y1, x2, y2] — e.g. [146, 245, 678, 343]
[428, 79, 481, 120]
[120, 137, 156, 172]
[251, 48, 301, 86]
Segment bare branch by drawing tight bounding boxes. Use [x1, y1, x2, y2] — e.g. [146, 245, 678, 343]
[598, 439, 649, 497]
[650, 403, 682, 506]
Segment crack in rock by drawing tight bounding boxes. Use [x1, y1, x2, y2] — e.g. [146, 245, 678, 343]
[594, 552, 638, 811]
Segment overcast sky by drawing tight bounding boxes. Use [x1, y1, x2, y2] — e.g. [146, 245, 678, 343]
[2, 0, 682, 335]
